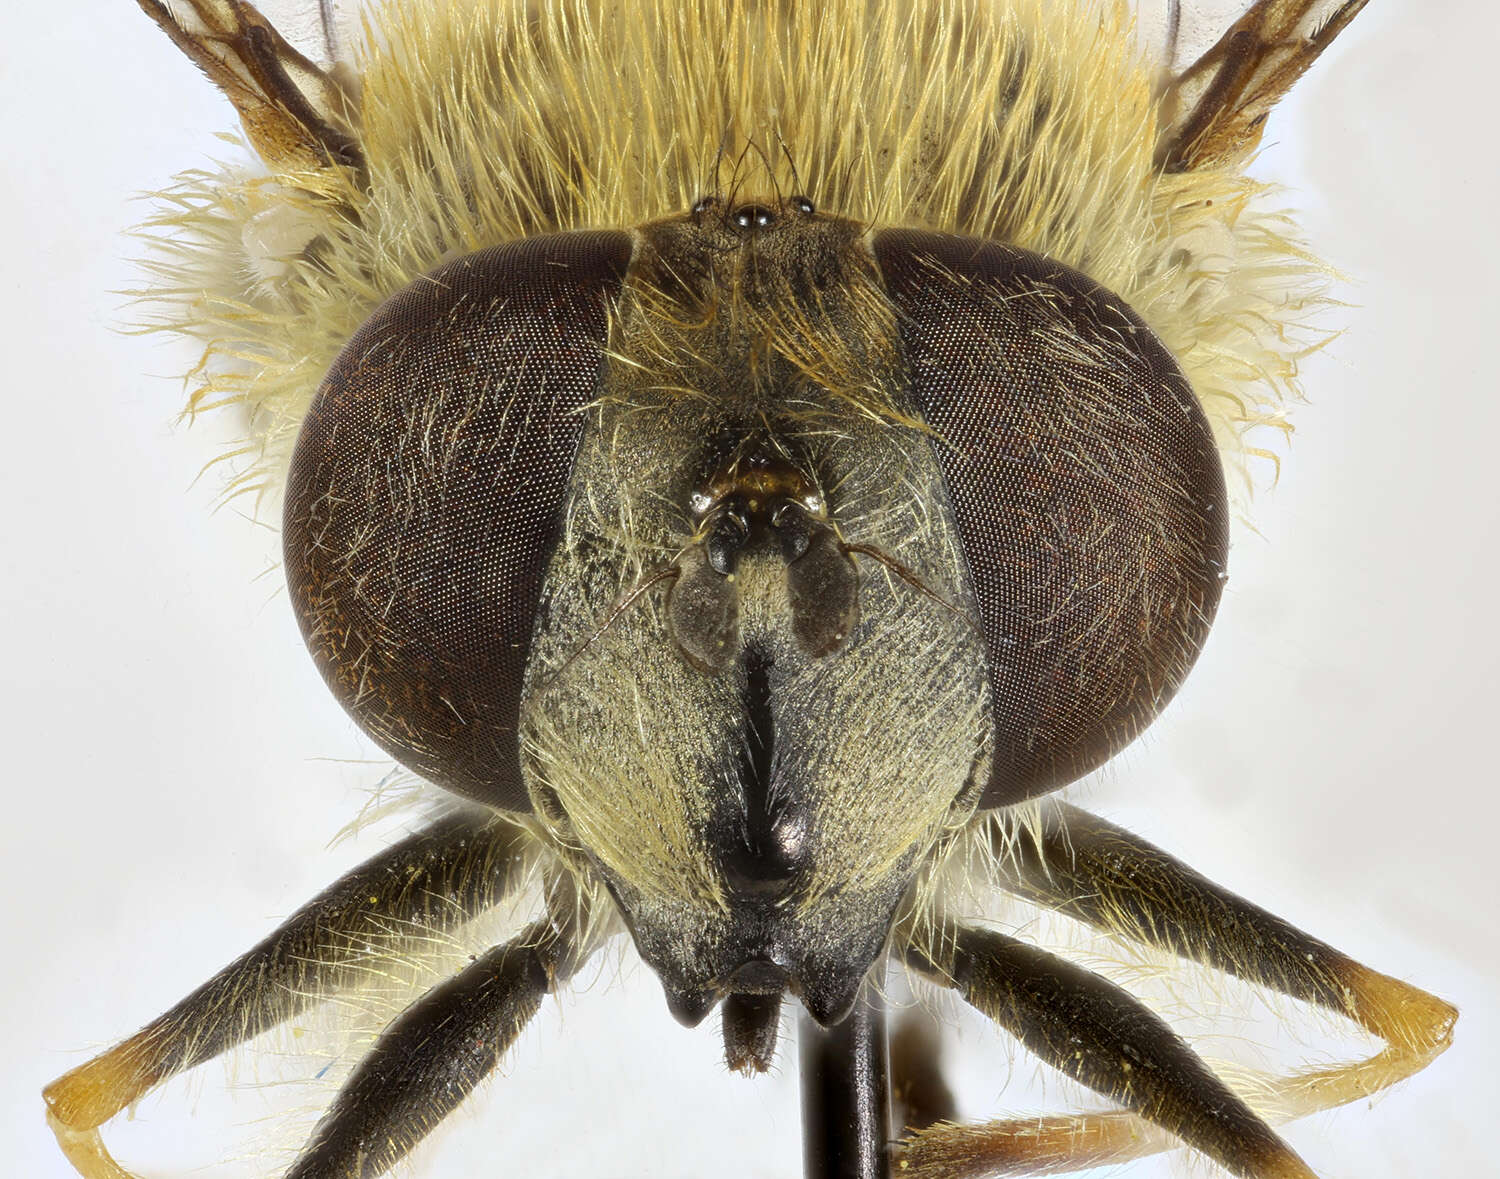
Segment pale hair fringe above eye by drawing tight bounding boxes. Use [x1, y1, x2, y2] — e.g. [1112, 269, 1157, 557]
[135, 0, 1329, 510]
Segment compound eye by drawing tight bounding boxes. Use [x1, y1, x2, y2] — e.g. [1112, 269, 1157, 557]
[874, 230, 1229, 806]
[283, 232, 632, 811]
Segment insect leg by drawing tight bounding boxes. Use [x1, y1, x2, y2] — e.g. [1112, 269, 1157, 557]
[1157, 0, 1370, 171]
[889, 1006, 959, 1136]
[903, 923, 1317, 1179]
[134, 0, 361, 173]
[799, 984, 892, 1179]
[894, 802, 1457, 1176]
[44, 812, 534, 1179]
[282, 916, 577, 1179]
[1004, 802, 1456, 1102]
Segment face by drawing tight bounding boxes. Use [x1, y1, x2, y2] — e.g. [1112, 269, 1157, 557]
[10, 2, 1495, 1177]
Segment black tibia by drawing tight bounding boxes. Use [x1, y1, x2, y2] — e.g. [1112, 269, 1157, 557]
[44, 813, 529, 1132]
[995, 803, 1456, 1053]
[889, 1008, 958, 1135]
[905, 927, 1314, 1179]
[893, 809, 1455, 1177]
[799, 987, 892, 1179]
[285, 918, 568, 1179]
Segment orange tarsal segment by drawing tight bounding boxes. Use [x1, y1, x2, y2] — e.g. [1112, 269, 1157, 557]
[43, 1031, 161, 1131]
[1342, 959, 1459, 1055]
[45, 1115, 143, 1179]
[897, 1111, 1171, 1178]
[891, 804, 1459, 1179]
[43, 1034, 162, 1179]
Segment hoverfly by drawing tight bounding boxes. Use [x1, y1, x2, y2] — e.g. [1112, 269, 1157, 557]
[29, 2, 1482, 1176]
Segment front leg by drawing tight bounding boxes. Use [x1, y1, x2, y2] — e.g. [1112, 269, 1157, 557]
[904, 923, 1317, 1179]
[284, 916, 581, 1179]
[997, 803, 1457, 1094]
[893, 805, 1455, 1177]
[44, 812, 534, 1179]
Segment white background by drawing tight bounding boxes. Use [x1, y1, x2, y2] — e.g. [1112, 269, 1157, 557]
[4, 2, 1497, 1177]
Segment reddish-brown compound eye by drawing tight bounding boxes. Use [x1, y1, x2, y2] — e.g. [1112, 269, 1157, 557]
[874, 230, 1229, 807]
[283, 232, 632, 812]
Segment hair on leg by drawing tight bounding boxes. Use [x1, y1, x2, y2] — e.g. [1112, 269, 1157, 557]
[283, 916, 576, 1179]
[996, 803, 1456, 1103]
[892, 802, 1456, 1177]
[903, 923, 1317, 1179]
[44, 812, 535, 1179]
